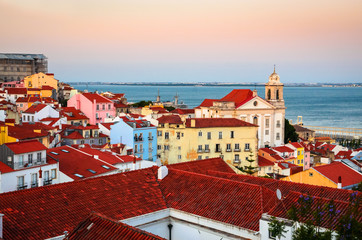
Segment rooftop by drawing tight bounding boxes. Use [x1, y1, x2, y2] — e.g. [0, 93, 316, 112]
[185, 118, 257, 128]
[5, 140, 47, 154]
[82, 93, 113, 103]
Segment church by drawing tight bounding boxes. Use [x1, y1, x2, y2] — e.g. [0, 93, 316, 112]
[195, 67, 286, 147]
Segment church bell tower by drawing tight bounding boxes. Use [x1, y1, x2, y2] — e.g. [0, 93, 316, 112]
[265, 66, 285, 108]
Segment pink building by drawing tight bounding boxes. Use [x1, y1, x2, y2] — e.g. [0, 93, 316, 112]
[67, 92, 116, 125]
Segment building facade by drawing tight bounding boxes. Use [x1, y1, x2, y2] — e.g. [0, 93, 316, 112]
[157, 115, 258, 167]
[0, 53, 48, 82]
[195, 68, 286, 148]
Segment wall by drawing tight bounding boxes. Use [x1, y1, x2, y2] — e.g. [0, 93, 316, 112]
[281, 168, 337, 188]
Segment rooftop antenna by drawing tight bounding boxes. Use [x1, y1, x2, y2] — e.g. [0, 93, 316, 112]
[273, 64, 276, 73]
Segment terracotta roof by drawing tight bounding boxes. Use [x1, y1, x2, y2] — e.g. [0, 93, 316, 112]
[167, 157, 235, 174]
[259, 147, 278, 155]
[288, 142, 304, 149]
[114, 102, 128, 108]
[63, 131, 84, 139]
[258, 156, 275, 166]
[66, 212, 166, 240]
[0, 167, 167, 240]
[268, 191, 361, 230]
[320, 143, 337, 151]
[220, 89, 254, 108]
[0, 161, 17, 173]
[313, 162, 362, 188]
[185, 118, 257, 128]
[27, 88, 41, 91]
[315, 137, 333, 141]
[99, 122, 114, 130]
[78, 147, 142, 165]
[5, 87, 27, 95]
[23, 104, 47, 113]
[60, 107, 89, 120]
[272, 146, 294, 153]
[16, 96, 41, 103]
[157, 115, 183, 124]
[5, 140, 47, 154]
[170, 108, 195, 114]
[120, 117, 155, 128]
[41, 85, 54, 90]
[47, 146, 118, 180]
[160, 168, 277, 231]
[198, 99, 218, 107]
[8, 125, 49, 140]
[82, 93, 113, 103]
[150, 107, 168, 113]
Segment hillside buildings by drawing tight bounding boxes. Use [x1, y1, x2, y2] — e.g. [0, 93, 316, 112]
[0, 53, 48, 82]
[195, 68, 286, 148]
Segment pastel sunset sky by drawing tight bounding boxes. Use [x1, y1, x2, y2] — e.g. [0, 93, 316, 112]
[1, 0, 361, 83]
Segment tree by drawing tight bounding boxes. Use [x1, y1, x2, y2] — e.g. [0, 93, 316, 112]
[131, 100, 152, 108]
[238, 150, 258, 175]
[268, 216, 287, 240]
[284, 119, 299, 143]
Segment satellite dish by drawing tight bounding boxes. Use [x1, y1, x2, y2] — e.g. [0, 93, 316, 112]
[276, 189, 282, 200]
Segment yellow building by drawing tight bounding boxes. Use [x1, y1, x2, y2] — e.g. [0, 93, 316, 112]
[24, 72, 58, 91]
[0, 125, 17, 145]
[157, 115, 258, 168]
[281, 162, 362, 189]
[286, 142, 305, 166]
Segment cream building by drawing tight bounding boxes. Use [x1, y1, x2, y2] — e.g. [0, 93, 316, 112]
[157, 115, 258, 169]
[195, 68, 285, 147]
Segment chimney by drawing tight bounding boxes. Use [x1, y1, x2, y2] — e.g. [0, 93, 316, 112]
[158, 166, 168, 180]
[38, 168, 43, 187]
[0, 213, 3, 239]
[337, 176, 342, 189]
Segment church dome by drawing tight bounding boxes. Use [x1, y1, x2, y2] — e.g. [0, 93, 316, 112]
[267, 66, 283, 85]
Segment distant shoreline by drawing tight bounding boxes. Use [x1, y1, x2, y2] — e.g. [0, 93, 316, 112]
[68, 82, 362, 88]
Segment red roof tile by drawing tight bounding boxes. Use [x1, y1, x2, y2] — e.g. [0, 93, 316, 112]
[8, 125, 49, 140]
[0, 167, 167, 240]
[63, 131, 84, 139]
[150, 107, 168, 113]
[60, 107, 89, 120]
[5, 140, 47, 154]
[41, 85, 54, 90]
[99, 122, 114, 130]
[157, 115, 183, 124]
[198, 99, 218, 107]
[0, 161, 16, 173]
[23, 103, 47, 113]
[66, 212, 166, 240]
[185, 118, 257, 128]
[313, 162, 362, 188]
[220, 89, 254, 108]
[258, 156, 274, 166]
[5, 87, 27, 95]
[272, 146, 294, 153]
[170, 108, 195, 114]
[168, 157, 235, 174]
[82, 93, 113, 103]
[289, 142, 304, 149]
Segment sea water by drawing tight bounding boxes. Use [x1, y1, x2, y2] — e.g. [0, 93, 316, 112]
[73, 85, 362, 129]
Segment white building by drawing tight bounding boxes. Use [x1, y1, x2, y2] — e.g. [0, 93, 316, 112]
[0, 140, 59, 193]
[22, 103, 59, 123]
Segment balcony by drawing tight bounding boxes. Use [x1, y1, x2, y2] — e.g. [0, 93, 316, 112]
[43, 179, 52, 186]
[215, 148, 222, 153]
[226, 148, 232, 152]
[31, 182, 38, 188]
[234, 149, 241, 152]
[244, 148, 250, 152]
[134, 137, 143, 142]
[197, 149, 203, 153]
[149, 148, 153, 152]
[14, 158, 47, 169]
[148, 136, 153, 141]
[17, 184, 28, 190]
[233, 159, 241, 164]
[204, 149, 210, 153]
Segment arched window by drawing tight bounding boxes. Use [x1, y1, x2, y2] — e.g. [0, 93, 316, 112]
[253, 116, 258, 125]
[267, 89, 271, 100]
[276, 90, 279, 100]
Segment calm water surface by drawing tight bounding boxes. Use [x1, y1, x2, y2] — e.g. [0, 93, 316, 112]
[74, 85, 362, 129]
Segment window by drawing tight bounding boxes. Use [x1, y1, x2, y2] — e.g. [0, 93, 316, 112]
[176, 132, 181, 139]
[27, 115, 30, 121]
[157, 145, 161, 150]
[97, 104, 99, 110]
[20, 103, 23, 107]
[164, 145, 169, 150]
[226, 144, 231, 152]
[197, 155, 202, 160]
[298, 160, 300, 164]
[28, 154, 33, 164]
[23, 115, 26, 121]
[301, 159, 304, 164]
[198, 145, 203, 152]
[140, 144, 143, 152]
[178, 146, 181, 150]
[44, 171, 50, 180]
[219, 131, 222, 139]
[205, 144, 209, 152]
[309, 172, 313, 177]
[198, 131, 202, 137]
[234, 154, 240, 162]
[102, 104, 105, 110]
[230, 131, 234, 138]
[245, 143, 250, 151]
[215, 144, 221, 152]
[235, 143, 240, 151]
[265, 130, 269, 135]
[276, 133, 280, 140]
[31, 116, 34, 122]
[37, 152, 42, 161]
[276, 120, 281, 128]
[178, 155, 181, 160]
[207, 132, 211, 140]
[134, 145, 138, 153]
[31, 173, 38, 187]
[80, 140, 85, 144]
[51, 169, 57, 179]
[157, 131, 162, 136]
[253, 116, 258, 125]
[298, 151, 300, 156]
[108, 104, 111, 110]
[19, 155, 24, 166]
[17, 176, 25, 188]
[265, 119, 270, 128]
[165, 132, 169, 139]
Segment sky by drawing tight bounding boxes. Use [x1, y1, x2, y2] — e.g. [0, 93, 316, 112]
[1, 0, 362, 83]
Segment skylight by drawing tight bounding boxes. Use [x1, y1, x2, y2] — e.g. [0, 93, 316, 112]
[74, 173, 84, 178]
[87, 169, 97, 174]
[50, 152, 59, 155]
[101, 165, 111, 169]
[61, 149, 69, 153]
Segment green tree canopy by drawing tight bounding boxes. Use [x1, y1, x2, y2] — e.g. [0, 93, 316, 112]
[284, 119, 299, 143]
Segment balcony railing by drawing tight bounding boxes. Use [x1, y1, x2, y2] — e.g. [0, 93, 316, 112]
[197, 149, 203, 153]
[226, 149, 232, 152]
[148, 136, 153, 140]
[234, 148, 241, 152]
[244, 148, 250, 152]
[31, 182, 38, 188]
[43, 179, 52, 186]
[233, 159, 241, 164]
[204, 149, 210, 153]
[17, 184, 28, 190]
[134, 137, 143, 142]
[14, 158, 47, 169]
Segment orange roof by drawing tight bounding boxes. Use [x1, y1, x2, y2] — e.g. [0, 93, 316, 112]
[5, 140, 47, 154]
[220, 89, 254, 108]
[24, 104, 47, 113]
[82, 93, 113, 103]
[258, 156, 274, 166]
